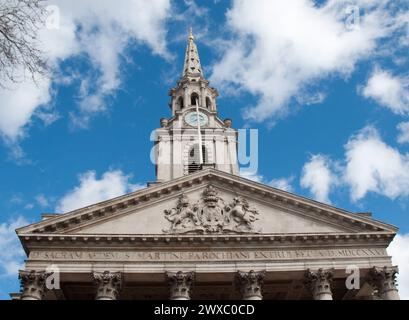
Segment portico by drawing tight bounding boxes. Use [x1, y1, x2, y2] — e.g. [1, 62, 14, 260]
[15, 170, 400, 300]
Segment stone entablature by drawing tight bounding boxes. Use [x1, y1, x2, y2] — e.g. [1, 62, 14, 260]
[28, 247, 389, 263]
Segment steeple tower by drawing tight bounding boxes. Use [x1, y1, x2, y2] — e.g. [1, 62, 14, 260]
[168, 29, 218, 115]
[154, 30, 239, 182]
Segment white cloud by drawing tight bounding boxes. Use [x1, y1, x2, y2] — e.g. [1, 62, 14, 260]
[397, 122, 409, 144]
[388, 234, 409, 300]
[211, 0, 405, 122]
[46, 0, 172, 124]
[35, 194, 49, 208]
[0, 0, 172, 142]
[344, 126, 409, 201]
[239, 170, 264, 183]
[9, 195, 23, 205]
[240, 170, 295, 192]
[56, 170, 144, 213]
[397, 12, 409, 47]
[300, 155, 337, 204]
[298, 126, 409, 202]
[361, 68, 409, 114]
[24, 203, 34, 210]
[269, 176, 294, 192]
[0, 76, 52, 143]
[0, 217, 29, 277]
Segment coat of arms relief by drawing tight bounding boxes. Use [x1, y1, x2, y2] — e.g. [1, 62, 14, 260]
[163, 186, 261, 234]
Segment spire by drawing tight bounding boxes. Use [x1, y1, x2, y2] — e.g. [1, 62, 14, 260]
[182, 28, 203, 78]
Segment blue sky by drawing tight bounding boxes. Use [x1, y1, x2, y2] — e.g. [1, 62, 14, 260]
[1, 0, 409, 299]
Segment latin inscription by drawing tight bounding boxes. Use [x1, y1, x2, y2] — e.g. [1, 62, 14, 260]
[29, 248, 387, 262]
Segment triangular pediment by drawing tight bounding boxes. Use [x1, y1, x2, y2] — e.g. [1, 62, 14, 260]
[17, 169, 397, 238]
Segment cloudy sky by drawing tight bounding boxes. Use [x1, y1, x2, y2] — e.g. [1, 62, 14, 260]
[0, 0, 409, 299]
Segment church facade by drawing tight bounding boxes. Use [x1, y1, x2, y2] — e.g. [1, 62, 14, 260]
[14, 31, 400, 300]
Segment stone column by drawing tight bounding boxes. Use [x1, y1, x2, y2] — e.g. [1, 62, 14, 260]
[171, 93, 176, 116]
[92, 271, 122, 300]
[166, 271, 195, 300]
[19, 270, 50, 300]
[236, 270, 266, 300]
[369, 266, 400, 300]
[304, 268, 334, 300]
[183, 86, 189, 108]
[200, 83, 206, 109]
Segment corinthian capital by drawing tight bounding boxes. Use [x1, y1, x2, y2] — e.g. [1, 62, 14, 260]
[166, 271, 195, 300]
[369, 266, 400, 300]
[236, 270, 266, 300]
[19, 270, 50, 300]
[92, 271, 122, 300]
[304, 268, 334, 300]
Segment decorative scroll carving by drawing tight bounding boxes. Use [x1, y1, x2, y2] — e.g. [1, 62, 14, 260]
[368, 266, 400, 300]
[304, 268, 334, 300]
[163, 186, 260, 234]
[236, 270, 266, 300]
[19, 270, 50, 300]
[92, 271, 122, 300]
[166, 271, 195, 300]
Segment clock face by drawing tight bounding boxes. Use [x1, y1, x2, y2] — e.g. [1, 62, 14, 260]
[184, 111, 209, 127]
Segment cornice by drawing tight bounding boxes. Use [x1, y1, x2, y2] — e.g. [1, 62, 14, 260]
[20, 231, 395, 250]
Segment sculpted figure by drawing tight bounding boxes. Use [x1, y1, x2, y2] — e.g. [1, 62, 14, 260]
[164, 194, 199, 231]
[226, 196, 259, 231]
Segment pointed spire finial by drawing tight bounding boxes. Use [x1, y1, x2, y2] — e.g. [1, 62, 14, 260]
[182, 27, 203, 78]
[189, 27, 194, 41]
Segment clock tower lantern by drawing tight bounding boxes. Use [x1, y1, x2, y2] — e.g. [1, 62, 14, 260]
[154, 29, 239, 182]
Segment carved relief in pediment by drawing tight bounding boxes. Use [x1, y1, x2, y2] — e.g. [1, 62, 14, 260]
[163, 186, 261, 234]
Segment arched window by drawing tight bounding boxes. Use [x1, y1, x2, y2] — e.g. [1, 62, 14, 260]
[191, 93, 200, 107]
[188, 144, 208, 174]
[206, 97, 212, 110]
[177, 97, 184, 110]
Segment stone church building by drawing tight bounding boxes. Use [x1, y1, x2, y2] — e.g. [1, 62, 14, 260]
[14, 31, 400, 300]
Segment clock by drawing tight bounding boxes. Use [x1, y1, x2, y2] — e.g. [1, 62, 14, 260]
[184, 111, 209, 127]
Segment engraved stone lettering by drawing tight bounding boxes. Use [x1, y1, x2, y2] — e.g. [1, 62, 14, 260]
[29, 248, 387, 263]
